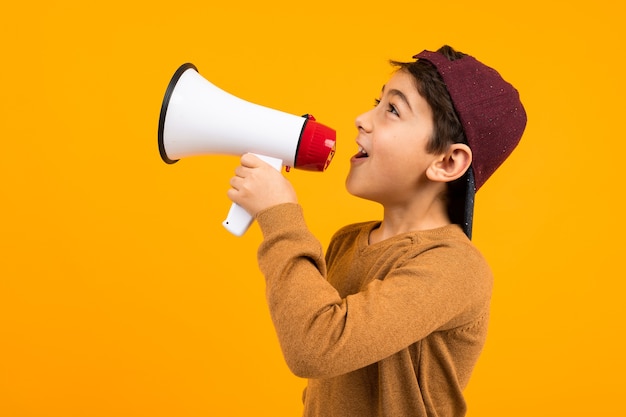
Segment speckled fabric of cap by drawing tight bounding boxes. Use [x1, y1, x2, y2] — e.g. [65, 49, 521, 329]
[414, 50, 527, 238]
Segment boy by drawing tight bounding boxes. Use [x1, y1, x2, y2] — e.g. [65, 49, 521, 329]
[227, 45, 527, 416]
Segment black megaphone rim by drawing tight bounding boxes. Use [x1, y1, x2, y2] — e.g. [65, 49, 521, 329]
[158, 63, 198, 164]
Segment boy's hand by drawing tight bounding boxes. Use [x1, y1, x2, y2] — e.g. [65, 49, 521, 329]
[227, 153, 298, 217]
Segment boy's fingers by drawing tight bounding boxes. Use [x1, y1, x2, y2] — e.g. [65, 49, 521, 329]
[240, 153, 262, 168]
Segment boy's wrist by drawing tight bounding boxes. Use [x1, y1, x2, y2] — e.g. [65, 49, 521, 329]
[256, 203, 305, 236]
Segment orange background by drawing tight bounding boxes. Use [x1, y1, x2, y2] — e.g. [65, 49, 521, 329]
[1, 1, 624, 416]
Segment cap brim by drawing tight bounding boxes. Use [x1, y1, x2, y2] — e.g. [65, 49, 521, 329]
[462, 169, 476, 239]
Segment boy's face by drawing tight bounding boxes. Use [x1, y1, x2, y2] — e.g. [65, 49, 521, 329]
[346, 70, 439, 206]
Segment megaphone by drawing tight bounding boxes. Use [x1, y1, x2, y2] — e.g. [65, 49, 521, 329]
[158, 63, 336, 236]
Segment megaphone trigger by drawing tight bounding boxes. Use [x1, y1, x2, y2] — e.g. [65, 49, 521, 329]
[256, 154, 284, 171]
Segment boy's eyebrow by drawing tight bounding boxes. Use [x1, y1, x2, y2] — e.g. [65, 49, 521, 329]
[381, 84, 413, 112]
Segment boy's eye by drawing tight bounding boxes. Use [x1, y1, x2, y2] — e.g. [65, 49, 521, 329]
[373, 98, 399, 116]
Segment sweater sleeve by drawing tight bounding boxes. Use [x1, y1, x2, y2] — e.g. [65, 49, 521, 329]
[255, 203, 491, 379]
[256, 204, 340, 374]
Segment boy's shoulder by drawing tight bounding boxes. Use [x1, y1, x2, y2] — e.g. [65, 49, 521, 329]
[334, 221, 379, 236]
[326, 221, 378, 255]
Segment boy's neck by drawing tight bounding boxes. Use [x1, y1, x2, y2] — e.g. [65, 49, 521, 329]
[369, 196, 450, 245]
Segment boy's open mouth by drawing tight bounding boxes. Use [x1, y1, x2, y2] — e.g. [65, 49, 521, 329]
[355, 146, 369, 158]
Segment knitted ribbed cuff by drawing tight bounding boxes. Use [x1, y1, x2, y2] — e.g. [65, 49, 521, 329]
[255, 203, 307, 237]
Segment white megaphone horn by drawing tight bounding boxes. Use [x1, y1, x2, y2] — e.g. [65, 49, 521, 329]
[158, 63, 337, 237]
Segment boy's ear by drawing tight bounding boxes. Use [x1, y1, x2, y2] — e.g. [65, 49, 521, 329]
[426, 143, 472, 183]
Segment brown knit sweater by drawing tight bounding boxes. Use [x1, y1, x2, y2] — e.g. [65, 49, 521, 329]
[256, 203, 493, 417]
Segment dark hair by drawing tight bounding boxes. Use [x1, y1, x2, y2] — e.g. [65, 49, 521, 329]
[390, 45, 469, 226]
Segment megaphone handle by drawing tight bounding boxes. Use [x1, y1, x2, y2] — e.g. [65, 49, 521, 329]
[222, 154, 283, 236]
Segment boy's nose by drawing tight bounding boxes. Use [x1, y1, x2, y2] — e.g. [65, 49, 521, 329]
[355, 109, 373, 132]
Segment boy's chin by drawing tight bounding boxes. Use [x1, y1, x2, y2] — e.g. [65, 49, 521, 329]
[344, 175, 360, 197]
[345, 178, 377, 203]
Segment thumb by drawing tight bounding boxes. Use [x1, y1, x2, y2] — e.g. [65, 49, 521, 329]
[240, 153, 264, 168]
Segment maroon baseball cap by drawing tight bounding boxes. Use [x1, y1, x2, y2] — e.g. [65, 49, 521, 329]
[413, 50, 527, 238]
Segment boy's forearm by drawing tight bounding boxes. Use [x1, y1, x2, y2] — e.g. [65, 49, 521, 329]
[256, 203, 346, 377]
